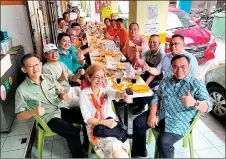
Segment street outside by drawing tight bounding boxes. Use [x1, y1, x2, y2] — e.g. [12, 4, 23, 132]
[200, 36, 225, 144]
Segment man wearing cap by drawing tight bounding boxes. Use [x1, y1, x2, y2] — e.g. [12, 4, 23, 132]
[42, 43, 85, 108]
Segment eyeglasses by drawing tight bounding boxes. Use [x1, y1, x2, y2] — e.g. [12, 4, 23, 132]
[170, 43, 180, 47]
[172, 65, 188, 70]
[25, 62, 41, 69]
[92, 76, 106, 81]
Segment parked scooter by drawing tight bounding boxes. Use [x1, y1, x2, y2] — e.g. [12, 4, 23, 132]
[198, 4, 225, 30]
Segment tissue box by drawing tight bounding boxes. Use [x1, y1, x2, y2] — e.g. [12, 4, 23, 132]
[1, 38, 12, 55]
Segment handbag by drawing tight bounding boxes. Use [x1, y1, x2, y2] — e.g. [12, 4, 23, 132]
[93, 117, 128, 143]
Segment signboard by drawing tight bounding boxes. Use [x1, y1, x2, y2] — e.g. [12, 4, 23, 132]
[100, 1, 112, 21]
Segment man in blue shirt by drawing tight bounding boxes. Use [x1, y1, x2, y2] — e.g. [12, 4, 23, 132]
[57, 32, 84, 74]
[131, 54, 212, 158]
[142, 34, 199, 78]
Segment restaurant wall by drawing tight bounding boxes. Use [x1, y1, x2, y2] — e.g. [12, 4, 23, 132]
[129, 0, 169, 44]
[1, 3, 33, 54]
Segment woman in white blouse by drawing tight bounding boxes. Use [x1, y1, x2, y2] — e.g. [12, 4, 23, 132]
[79, 63, 130, 158]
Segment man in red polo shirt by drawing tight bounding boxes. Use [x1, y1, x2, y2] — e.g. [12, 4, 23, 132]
[105, 18, 128, 50]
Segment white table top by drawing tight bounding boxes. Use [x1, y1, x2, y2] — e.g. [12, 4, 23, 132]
[87, 33, 154, 98]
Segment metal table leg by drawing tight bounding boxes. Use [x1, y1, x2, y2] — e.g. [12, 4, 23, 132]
[124, 103, 133, 138]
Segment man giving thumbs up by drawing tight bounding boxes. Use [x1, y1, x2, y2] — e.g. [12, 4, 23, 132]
[132, 54, 212, 158]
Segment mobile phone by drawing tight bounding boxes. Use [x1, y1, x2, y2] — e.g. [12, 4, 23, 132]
[125, 88, 133, 95]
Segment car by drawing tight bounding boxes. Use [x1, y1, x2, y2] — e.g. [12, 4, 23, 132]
[165, 8, 217, 64]
[205, 65, 225, 119]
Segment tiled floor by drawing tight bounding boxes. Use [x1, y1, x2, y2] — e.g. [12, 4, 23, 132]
[25, 106, 225, 158]
[0, 117, 34, 158]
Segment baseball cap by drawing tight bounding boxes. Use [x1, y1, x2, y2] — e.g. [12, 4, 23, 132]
[43, 43, 57, 53]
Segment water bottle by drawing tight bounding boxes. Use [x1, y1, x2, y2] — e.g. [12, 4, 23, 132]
[125, 64, 131, 76]
[115, 36, 120, 48]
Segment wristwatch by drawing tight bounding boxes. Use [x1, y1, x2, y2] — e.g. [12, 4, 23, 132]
[194, 100, 199, 109]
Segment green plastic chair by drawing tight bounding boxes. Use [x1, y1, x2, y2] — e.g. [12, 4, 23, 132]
[87, 101, 131, 158]
[147, 111, 201, 158]
[26, 106, 81, 158]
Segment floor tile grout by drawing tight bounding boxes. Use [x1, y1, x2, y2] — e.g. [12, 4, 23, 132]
[1, 147, 26, 152]
[7, 133, 29, 137]
[201, 131, 225, 148]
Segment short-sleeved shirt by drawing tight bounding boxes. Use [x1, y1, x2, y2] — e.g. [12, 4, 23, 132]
[15, 74, 67, 123]
[156, 50, 199, 77]
[116, 28, 129, 50]
[143, 48, 165, 80]
[144, 48, 165, 68]
[58, 46, 83, 74]
[151, 74, 212, 136]
[42, 62, 74, 93]
[123, 35, 149, 68]
[105, 26, 118, 36]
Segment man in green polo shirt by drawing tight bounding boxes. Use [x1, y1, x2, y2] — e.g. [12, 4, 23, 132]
[15, 54, 87, 158]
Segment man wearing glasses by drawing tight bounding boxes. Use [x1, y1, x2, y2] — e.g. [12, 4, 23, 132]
[131, 54, 212, 158]
[15, 54, 87, 157]
[142, 34, 199, 78]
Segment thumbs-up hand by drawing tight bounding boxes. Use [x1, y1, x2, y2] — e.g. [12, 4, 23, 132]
[60, 88, 69, 101]
[60, 71, 68, 81]
[181, 90, 196, 107]
[34, 102, 45, 116]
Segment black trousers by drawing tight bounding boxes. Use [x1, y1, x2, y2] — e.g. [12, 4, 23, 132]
[132, 110, 183, 158]
[47, 107, 89, 158]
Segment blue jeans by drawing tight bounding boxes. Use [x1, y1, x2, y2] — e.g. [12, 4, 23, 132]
[132, 110, 183, 158]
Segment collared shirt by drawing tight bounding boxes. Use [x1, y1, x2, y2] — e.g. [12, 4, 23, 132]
[116, 28, 129, 50]
[151, 74, 212, 136]
[144, 48, 165, 68]
[15, 74, 66, 123]
[156, 50, 199, 77]
[79, 87, 119, 140]
[42, 62, 74, 93]
[105, 26, 118, 36]
[58, 46, 82, 74]
[123, 35, 149, 68]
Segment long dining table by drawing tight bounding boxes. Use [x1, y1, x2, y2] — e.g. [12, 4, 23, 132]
[86, 29, 154, 138]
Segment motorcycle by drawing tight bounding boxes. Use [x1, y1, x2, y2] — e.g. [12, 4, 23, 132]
[198, 4, 225, 30]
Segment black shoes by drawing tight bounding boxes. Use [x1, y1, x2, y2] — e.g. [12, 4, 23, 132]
[131, 149, 148, 158]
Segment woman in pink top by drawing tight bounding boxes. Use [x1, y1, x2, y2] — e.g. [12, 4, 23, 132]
[122, 22, 149, 70]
